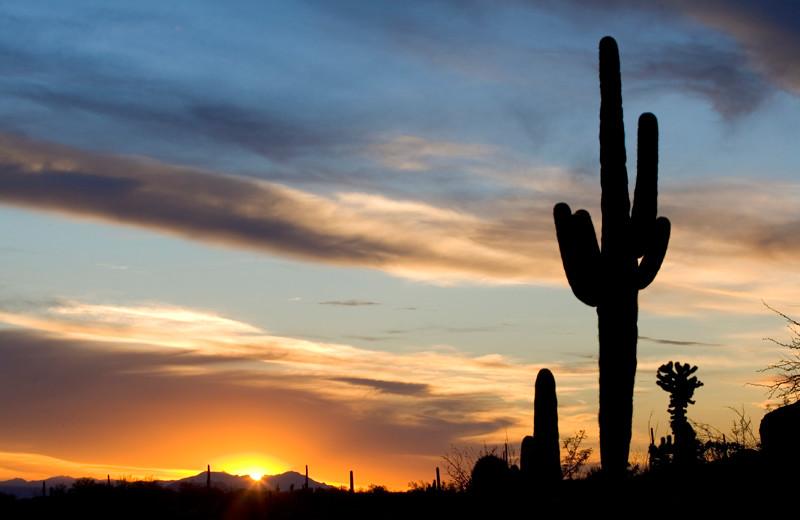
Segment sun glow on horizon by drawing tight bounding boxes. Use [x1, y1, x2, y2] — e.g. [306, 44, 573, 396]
[247, 470, 265, 481]
[211, 453, 286, 481]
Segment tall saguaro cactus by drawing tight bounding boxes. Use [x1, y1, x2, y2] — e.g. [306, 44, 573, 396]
[553, 37, 670, 477]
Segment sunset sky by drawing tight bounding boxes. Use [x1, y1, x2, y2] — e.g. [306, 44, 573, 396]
[1, 0, 799, 490]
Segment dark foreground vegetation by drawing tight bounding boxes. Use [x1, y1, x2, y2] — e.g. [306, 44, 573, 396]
[0, 456, 791, 520]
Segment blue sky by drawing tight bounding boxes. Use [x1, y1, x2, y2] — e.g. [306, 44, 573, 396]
[0, 0, 799, 488]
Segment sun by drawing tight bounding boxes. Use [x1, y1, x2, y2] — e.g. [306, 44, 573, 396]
[245, 468, 266, 481]
[211, 453, 285, 482]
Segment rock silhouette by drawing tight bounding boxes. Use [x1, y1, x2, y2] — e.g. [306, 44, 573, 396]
[553, 36, 670, 478]
[760, 400, 800, 471]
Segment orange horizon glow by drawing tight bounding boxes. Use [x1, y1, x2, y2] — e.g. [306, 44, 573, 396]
[210, 452, 288, 482]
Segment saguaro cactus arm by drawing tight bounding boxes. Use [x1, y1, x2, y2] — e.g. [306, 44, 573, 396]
[637, 216, 670, 290]
[631, 112, 659, 251]
[633, 112, 670, 289]
[553, 204, 600, 307]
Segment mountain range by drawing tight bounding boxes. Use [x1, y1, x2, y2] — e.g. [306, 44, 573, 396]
[0, 470, 335, 499]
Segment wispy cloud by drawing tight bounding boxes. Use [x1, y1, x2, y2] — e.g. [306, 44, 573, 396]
[627, 42, 773, 117]
[675, 0, 800, 94]
[331, 377, 432, 396]
[0, 298, 594, 410]
[319, 300, 379, 306]
[0, 451, 196, 482]
[369, 135, 495, 171]
[639, 336, 724, 347]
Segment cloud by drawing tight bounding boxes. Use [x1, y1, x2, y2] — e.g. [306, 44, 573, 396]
[575, 0, 800, 101]
[0, 451, 195, 482]
[332, 377, 431, 396]
[0, 133, 551, 284]
[627, 42, 773, 117]
[0, 298, 595, 407]
[319, 300, 379, 306]
[639, 336, 724, 347]
[537, 0, 789, 116]
[0, 300, 598, 484]
[674, 0, 800, 94]
[369, 135, 496, 171]
[1, 132, 800, 317]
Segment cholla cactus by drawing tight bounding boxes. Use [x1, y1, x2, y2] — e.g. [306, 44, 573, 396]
[656, 361, 703, 465]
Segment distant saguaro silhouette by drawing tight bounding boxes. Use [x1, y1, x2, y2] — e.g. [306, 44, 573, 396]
[554, 36, 670, 478]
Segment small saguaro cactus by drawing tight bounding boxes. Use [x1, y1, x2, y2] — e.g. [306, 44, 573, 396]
[553, 37, 670, 478]
[532, 369, 561, 483]
[521, 368, 561, 485]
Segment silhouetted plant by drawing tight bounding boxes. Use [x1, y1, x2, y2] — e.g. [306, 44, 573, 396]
[553, 36, 670, 478]
[441, 444, 473, 492]
[758, 301, 800, 403]
[470, 455, 509, 495]
[692, 405, 759, 462]
[656, 361, 703, 465]
[521, 369, 561, 484]
[366, 484, 387, 494]
[406, 480, 428, 492]
[442, 440, 513, 492]
[561, 430, 592, 479]
[648, 432, 673, 468]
